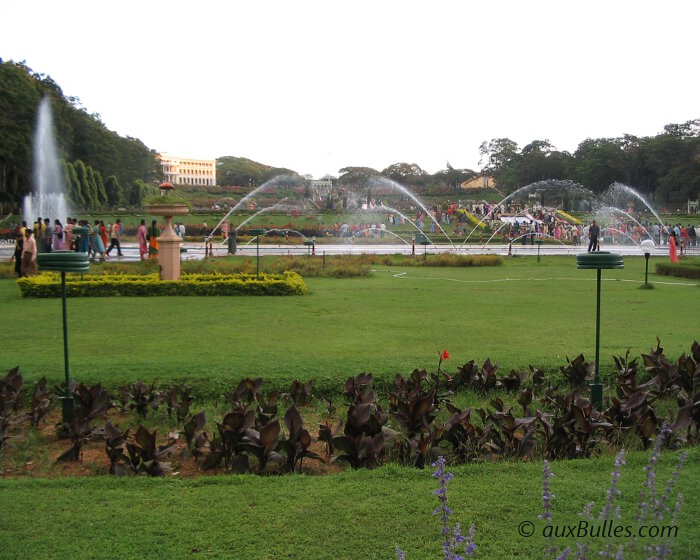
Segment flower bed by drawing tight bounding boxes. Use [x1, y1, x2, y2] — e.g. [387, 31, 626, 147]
[16, 271, 307, 297]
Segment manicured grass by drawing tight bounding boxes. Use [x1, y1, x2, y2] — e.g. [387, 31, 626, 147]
[0, 448, 697, 559]
[1, 256, 697, 396]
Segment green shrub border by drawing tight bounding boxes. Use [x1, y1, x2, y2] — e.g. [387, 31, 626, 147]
[655, 261, 700, 280]
[16, 271, 307, 297]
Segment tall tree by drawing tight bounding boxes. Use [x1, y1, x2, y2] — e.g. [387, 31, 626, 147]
[478, 138, 520, 186]
[572, 138, 627, 193]
[104, 175, 122, 207]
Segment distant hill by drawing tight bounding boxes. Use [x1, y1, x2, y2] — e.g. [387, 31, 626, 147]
[216, 156, 298, 187]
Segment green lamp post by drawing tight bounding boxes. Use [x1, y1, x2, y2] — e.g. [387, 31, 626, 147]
[576, 251, 624, 410]
[249, 229, 266, 277]
[535, 239, 544, 262]
[416, 232, 430, 260]
[303, 240, 313, 256]
[36, 248, 90, 425]
[640, 239, 655, 289]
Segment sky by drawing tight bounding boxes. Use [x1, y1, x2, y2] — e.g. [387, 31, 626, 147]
[2, 0, 698, 179]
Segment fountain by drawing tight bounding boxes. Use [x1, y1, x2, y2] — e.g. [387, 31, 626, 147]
[197, 173, 669, 258]
[146, 183, 189, 280]
[23, 97, 69, 222]
[466, 179, 668, 252]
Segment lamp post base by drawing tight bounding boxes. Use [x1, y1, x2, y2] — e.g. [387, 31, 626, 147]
[590, 382, 603, 410]
[60, 395, 75, 425]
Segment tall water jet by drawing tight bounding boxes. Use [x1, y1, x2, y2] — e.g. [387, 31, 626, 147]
[23, 97, 68, 222]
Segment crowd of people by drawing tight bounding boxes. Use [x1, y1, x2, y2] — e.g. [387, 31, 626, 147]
[7, 204, 698, 278]
[9, 216, 163, 277]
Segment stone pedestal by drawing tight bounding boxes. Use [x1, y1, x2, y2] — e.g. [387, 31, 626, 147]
[146, 204, 189, 281]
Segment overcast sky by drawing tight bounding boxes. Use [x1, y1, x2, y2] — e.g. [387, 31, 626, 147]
[2, 0, 698, 178]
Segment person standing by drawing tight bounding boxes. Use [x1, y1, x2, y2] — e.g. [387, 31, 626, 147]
[147, 220, 160, 259]
[587, 220, 600, 252]
[99, 221, 108, 250]
[21, 228, 37, 276]
[227, 224, 237, 254]
[64, 218, 74, 250]
[79, 220, 91, 253]
[33, 218, 45, 253]
[137, 219, 148, 260]
[53, 219, 64, 250]
[43, 218, 53, 252]
[669, 232, 678, 263]
[92, 220, 106, 261]
[106, 219, 123, 256]
[12, 229, 23, 277]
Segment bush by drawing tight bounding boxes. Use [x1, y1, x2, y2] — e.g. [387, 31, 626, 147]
[16, 271, 307, 297]
[655, 259, 700, 280]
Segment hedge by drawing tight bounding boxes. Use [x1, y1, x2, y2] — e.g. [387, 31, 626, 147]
[655, 260, 700, 280]
[16, 271, 307, 297]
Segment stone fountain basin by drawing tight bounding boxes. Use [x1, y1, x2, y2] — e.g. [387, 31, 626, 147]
[146, 203, 190, 217]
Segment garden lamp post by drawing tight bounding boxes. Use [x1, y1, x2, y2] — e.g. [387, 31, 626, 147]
[535, 239, 543, 262]
[416, 233, 430, 261]
[640, 239, 655, 288]
[250, 229, 266, 277]
[37, 248, 90, 425]
[576, 252, 624, 410]
[303, 239, 314, 257]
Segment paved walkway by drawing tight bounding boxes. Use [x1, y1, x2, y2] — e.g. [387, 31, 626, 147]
[1, 240, 696, 262]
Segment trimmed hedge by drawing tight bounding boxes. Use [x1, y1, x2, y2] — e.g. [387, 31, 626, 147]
[16, 271, 307, 297]
[655, 260, 700, 280]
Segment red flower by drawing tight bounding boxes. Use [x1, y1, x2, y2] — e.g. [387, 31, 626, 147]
[441, 350, 450, 361]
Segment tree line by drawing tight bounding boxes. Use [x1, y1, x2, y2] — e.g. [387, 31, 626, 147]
[1, 58, 697, 214]
[477, 127, 700, 204]
[0, 59, 160, 213]
[329, 125, 699, 205]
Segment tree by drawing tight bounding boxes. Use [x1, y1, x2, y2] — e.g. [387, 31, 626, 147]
[105, 175, 122, 207]
[73, 160, 94, 209]
[63, 161, 84, 208]
[381, 163, 426, 183]
[0, 59, 158, 203]
[0, 60, 41, 205]
[572, 138, 627, 193]
[88, 167, 107, 207]
[478, 138, 520, 186]
[516, 140, 572, 184]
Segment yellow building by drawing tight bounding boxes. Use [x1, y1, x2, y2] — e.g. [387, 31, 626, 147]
[459, 175, 496, 190]
[158, 153, 217, 187]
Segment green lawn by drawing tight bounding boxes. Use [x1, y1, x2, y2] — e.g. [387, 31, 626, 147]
[1, 256, 698, 559]
[0, 448, 697, 559]
[1, 255, 697, 396]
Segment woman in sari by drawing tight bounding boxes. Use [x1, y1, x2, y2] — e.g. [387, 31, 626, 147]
[53, 219, 64, 250]
[148, 220, 160, 259]
[63, 218, 74, 250]
[137, 219, 148, 260]
[92, 220, 106, 261]
[78, 220, 90, 253]
[669, 231, 678, 263]
[99, 220, 108, 250]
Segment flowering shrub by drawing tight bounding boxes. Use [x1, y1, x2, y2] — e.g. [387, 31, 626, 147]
[540, 425, 687, 559]
[396, 456, 476, 559]
[456, 209, 486, 229]
[555, 210, 583, 225]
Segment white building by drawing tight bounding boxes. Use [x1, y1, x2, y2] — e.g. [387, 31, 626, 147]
[159, 153, 217, 187]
